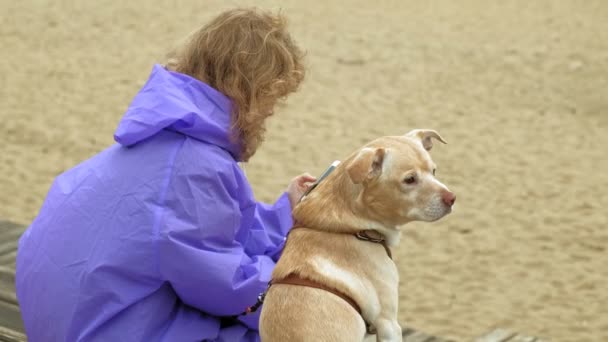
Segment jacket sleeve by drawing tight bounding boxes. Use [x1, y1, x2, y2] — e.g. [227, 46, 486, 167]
[241, 191, 293, 263]
[157, 145, 293, 330]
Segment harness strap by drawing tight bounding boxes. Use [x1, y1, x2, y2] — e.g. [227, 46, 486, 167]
[235, 227, 390, 335]
[270, 273, 361, 314]
[271, 273, 377, 334]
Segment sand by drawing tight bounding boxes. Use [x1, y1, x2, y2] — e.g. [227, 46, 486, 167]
[1, 1, 607, 340]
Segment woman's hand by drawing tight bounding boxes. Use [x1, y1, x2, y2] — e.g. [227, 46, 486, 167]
[286, 173, 317, 209]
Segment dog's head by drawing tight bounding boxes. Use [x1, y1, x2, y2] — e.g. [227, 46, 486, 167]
[345, 129, 455, 226]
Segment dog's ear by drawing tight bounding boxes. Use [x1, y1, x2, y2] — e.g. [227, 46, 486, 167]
[405, 129, 447, 151]
[347, 147, 386, 184]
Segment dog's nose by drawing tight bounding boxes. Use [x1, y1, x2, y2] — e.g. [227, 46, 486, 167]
[442, 191, 456, 207]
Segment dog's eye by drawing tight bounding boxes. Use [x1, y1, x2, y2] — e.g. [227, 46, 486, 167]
[403, 175, 417, 184]
[432, 169, 436, 176]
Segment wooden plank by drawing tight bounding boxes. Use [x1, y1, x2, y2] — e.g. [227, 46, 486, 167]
[0, 301, 23, 334]
[0, 252, 17, 268]
[0, 220, 24, 231]
[506, 334, 537, 342]
[402, 326, 417, 337]
[365, 326, 448, 342]
[0, 222, 25, 241]
[427, 338, 455, 342]
[365, 326, 449, 342]
[475, 328, 549, 342]
[0, 238, 20, 256]
[0, 266, 17, 306]
[402, 328, 454, 342]
[0, 264, 21, 331]
[0, 326, 26, 342]
[0, 222, 25, 336]
[475, 328, 517, 342]
[404, 331, 435, 342]
[0, 267, 15, 286]
[0, 290, 17, 307]
[0, 221, 25, 269]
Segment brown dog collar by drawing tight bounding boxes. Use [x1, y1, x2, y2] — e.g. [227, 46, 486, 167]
[289, 225, 392, 259]
[355, 230, 392, 259]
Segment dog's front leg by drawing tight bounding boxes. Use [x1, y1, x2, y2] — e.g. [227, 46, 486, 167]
[374, 317, 402, 342]
[369, 265, 401, 342]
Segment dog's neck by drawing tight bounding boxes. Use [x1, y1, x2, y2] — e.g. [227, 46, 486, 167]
[293, 168, 401, 247]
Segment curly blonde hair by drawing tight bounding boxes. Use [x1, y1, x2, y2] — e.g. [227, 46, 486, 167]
[164, 7, 306, 162]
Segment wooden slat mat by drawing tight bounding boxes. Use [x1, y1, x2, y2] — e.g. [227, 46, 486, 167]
[0, 221, 25, 268]
[0, 221, 25, 340]
[474, 328, 549, 342]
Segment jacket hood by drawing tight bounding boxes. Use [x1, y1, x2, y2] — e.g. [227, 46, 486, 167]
[114, 64, 240, 158]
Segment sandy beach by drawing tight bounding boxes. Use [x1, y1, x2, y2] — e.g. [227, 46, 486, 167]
[1, 1, 607, 340]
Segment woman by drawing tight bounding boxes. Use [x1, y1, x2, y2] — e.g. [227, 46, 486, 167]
[16, 7, 314, 341]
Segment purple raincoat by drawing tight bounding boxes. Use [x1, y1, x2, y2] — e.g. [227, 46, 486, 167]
[15, 65, 293, 342]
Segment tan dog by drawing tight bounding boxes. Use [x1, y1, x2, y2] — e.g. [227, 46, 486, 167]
[259, 129, 455, 342]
